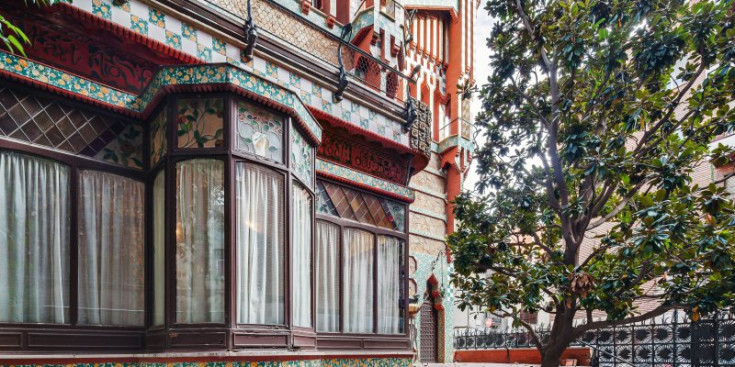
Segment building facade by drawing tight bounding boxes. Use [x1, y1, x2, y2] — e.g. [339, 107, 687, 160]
[0, 0, 475, 364]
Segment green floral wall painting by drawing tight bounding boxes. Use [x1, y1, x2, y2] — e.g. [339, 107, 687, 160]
[291, 122, 314, 187]
[177, 98, 224, 148]
[235, 100, 284, 163]
[150, 106, 167, 167]
[95, 124, 144, 169]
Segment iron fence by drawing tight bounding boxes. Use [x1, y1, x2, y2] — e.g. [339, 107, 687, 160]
[454, 309, 735, 367]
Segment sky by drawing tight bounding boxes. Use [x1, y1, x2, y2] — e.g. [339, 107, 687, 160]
[462, 6, 494, 192]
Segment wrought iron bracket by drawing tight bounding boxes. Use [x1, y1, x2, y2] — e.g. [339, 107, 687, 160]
[334, 23, 352, 103]
[242, 0, 258, 61]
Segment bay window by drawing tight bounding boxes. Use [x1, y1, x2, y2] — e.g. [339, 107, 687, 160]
[0, 86, 408, 352]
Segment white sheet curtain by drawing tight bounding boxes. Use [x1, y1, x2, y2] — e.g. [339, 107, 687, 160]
[236, 162, 284, 325]
[292, 183, 312, 327]
[78, 171, 144, 326]
[0, 151, 69, 323]
[152, 171, 165, 326]
[343, 228, 374, 333]
[175, 159, 225, 323]
[316, 221, 339, 332]
[377, 236, 402, 334]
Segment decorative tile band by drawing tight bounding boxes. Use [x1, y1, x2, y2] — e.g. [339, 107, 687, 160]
[0, 52, 322, 143]
[316, 159, 414, 202]
[65, 0, 409, 147]
[0, 356, 412, 367]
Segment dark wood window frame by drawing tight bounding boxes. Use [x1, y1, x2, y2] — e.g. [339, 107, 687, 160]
[0, 85, 148, 352]
[314, 178, 411, 351]
[0, 86, 409, 353]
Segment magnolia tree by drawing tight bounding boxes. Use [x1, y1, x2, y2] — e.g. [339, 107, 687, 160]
[450, 0, 735, 365]
[0, 0, 69, 55]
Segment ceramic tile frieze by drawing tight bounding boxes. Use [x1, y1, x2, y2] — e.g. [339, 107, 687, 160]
[316, 159, 414, 202]
[0, 51, 322, 143]
[68, 0, 408, 147]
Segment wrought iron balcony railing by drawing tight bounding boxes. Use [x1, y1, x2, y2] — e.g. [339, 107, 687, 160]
[196, 0, 414, 106]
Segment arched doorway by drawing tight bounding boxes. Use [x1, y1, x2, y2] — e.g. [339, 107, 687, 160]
[420, 294, 439, 363]
[419, 275, 442, 363]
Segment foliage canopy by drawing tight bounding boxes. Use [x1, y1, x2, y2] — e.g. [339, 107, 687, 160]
[450, 0, 735, 364]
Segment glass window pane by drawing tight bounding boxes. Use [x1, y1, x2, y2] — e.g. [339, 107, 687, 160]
[150, 106, 167, 166]
[175, 159, 225, 323]
[293, 183, 312, 327]
[0, 151, 69, 323]
[78, 171, 145, 326]
[236, 162, 285, 324]
[316, 221, 339, 332]
[291, 123, 314, 187]
[343, 228, 374, 333]
[176, 98, 224, 148]
[235, 100, 284, 163]
[377, 236, 403, 334]
[153, 170, 166, 327]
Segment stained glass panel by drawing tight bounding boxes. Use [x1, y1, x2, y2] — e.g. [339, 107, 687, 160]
[317, 180, 406, 232]
[0, 86, 143, 169]
[291, 123, 314, 187]
[94, 124, 144, 169]
[149, 106, 167, 167]
[176, 98, 224, 148]
[235, 100, 284, 163]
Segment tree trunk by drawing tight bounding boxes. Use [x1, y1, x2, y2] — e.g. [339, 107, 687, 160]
[541, 346, 566, 367]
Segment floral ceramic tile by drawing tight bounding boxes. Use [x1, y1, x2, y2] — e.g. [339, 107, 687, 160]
[149, 8, 166, 28]
[212, 37, 227, 55]
[166, 30, 182, 50]
[130, 15, 148, 35]
[181, 22, 198, 42]
[197, 44, 212, 62]
[92, 0, 112, 20]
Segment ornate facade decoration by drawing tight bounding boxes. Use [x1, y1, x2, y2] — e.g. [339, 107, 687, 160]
[409, 98, 432, 159]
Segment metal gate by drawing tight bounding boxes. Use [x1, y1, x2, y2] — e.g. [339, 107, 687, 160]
[420, 299, 438, 363]
[454, 309, 735, 367]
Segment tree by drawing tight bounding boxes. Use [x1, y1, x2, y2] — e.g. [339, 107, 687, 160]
[0, 0, 70, 55]
[450, 0, 735, 366]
